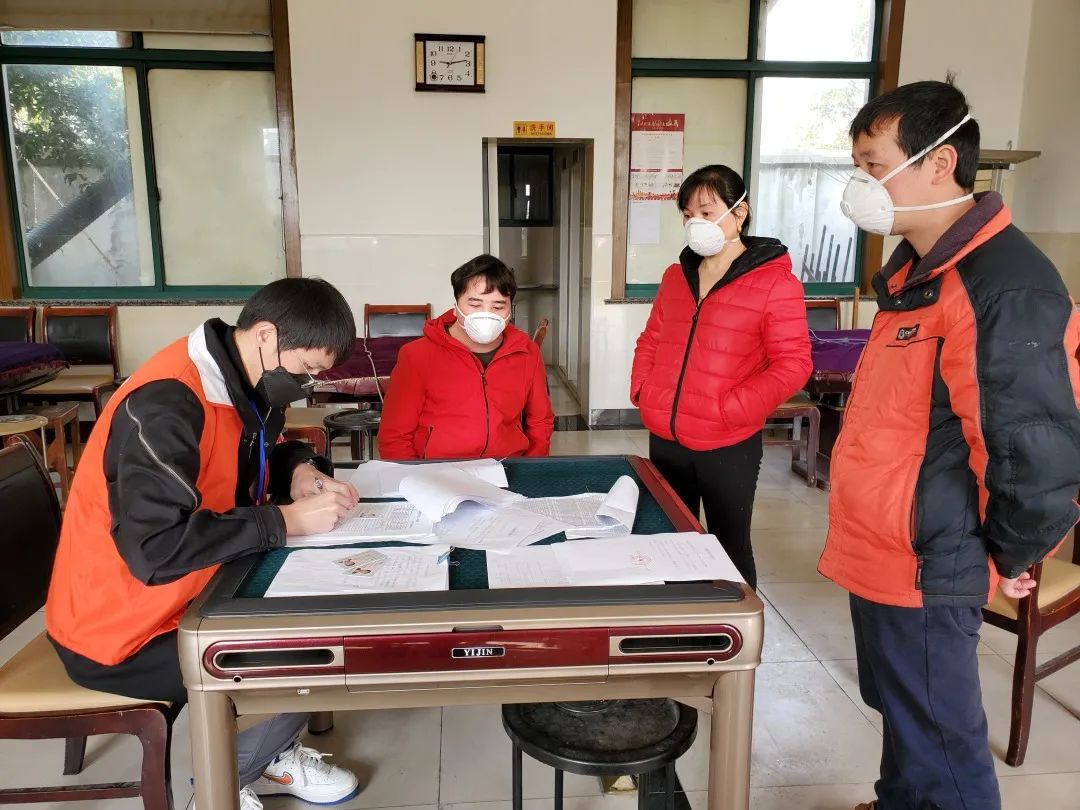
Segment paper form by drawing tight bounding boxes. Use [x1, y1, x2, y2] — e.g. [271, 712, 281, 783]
[285, 502, 436, 546]
[433, 502, 550, 552]
[265, 545, 450, 597]
[400, 468, 525, 522]
[553, 533, 746, 585]
[518, 475, 639, 540]
[485, 546, 570, 588]
[345, 459, 508, 498]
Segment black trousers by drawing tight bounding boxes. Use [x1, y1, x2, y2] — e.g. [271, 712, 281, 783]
[648, 431, 763, 588]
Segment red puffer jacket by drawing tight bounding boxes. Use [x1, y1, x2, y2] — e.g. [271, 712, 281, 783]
[378, 310, 554, 460]
[631, 238, 812, 450]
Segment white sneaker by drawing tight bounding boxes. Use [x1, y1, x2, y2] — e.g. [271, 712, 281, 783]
[240, 786, 264, 810]
[190, 785, 263, 810]
[249, 741, 360, 804]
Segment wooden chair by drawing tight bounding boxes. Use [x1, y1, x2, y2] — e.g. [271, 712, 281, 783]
[805, 298, 842, 331]
[0, 306, 36, 342]
[0, 438, 178, 808]
[363, 304, 431, 338]
[23, 306, 121, 416]
[532, 318, 550, 348]
[982, 519, 1080, 767]
[283, 407, 331, 457]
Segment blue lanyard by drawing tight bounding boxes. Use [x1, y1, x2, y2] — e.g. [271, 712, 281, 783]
[249, 401, 268, 505]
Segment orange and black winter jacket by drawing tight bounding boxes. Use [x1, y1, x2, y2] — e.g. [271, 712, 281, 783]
[819, 193, 1080, 608]
[47, 320, 323, 665]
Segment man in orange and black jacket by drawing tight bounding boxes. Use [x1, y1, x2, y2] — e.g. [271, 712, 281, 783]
[819, 81, 1080, 810]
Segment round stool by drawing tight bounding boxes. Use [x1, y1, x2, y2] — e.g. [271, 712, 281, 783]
[323, 408, 382, 461]
[0, 414, 48, 453]
[501, 699, 697, 810]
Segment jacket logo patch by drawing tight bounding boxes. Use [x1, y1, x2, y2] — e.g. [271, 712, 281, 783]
[896, 325, 920, 341]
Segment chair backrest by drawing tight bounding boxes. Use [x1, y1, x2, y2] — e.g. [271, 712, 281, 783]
[42, 305, 119, 378]
[0, 438, 62, 641]
[364, 304, 431, 338]
[806, 299, 842, 331]
[532, 318, 550, 349]
[0, 306, 36, 342]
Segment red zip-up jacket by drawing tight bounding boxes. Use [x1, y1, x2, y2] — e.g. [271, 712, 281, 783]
[631, 238, 812, 450]
[377, 310, 554, 459]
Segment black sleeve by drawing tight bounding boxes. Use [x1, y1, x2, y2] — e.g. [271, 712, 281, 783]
[267, 439, 333, 503]
[969, 290, 1080, 577]
[105, 380, 287, 586]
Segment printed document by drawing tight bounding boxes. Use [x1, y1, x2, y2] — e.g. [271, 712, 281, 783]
[554, 533, 745, 585]
[400, 468, 524, 522]
[518, 475, 639, 539]
[345, 459, 508, 498]
[265, 545, 450, 597]
[285, 502, 435, 546]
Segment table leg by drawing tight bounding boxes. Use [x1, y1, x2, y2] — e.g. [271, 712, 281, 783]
[189, 690, 239, 810]
[48, 420, 71, 498]
[707, 669, 755, 810]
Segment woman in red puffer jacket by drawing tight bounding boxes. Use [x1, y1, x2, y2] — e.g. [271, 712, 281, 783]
[630, 165, 812, 587]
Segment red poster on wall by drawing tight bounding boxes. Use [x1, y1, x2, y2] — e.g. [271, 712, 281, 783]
[630, 113, 685, 200]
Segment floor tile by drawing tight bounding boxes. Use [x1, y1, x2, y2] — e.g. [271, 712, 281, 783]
[758, 582, 855, 661]
[753, 528, 829, 584]
[1035, 652, 1080, 716]
[820, 658, 883, 732]
[751, 494, 829, 531]
[998, 771, 1080, 809]
[980, 615, 1080, 657]
[759, 594, 816, 664]
[549, 430, 641, 458]
[748, 661, 882, 788]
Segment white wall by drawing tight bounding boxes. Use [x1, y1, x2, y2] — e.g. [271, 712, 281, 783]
[1011, 0, 1080, 295]
[116, 305, 242, 374]
[287, 0, 617, 414]
[897, 0, 1034, 149]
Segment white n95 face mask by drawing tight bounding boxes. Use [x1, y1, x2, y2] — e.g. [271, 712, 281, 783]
[840, 114, 974, 236]
[684, 190, 747, 257]
[455, 306, 508, 344]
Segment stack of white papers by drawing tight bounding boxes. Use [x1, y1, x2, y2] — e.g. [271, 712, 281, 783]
[518, 476, 639, 540]
[286, 502, 436, 547]
[265, 545, 450, 597]
[486, 533, 746, 589]
[401, 468, 525, 522]
[345, 459, 508, 498]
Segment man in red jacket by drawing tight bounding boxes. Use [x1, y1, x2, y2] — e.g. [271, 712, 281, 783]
[377, 255, 554, 459]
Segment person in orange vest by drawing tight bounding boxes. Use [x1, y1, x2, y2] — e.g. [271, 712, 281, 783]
[46, 278, 363, 809]
[819, 80, 1080, 810]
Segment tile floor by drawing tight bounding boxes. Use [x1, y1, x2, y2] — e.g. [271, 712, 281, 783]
[2, 431, 1078, 810]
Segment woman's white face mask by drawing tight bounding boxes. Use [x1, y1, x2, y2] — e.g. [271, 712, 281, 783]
[684, 190, 747, 257]
[840, 114, 974, 236]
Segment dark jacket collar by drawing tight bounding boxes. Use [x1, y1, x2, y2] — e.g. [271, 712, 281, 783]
[202, 318, 271, 433]
[680, 236, 789, 302]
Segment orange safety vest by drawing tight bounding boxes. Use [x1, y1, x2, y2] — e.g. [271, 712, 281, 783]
[46, 329, 243, 665]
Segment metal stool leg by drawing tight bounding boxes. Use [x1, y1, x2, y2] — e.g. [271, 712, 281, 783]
[665, 762, 675, 810]
[637, 772, 649, 810]
[511, 743, 523, 810]
[554, 769, 564, 810]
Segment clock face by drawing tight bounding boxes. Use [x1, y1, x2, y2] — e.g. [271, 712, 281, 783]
[424, 40, 476, 86]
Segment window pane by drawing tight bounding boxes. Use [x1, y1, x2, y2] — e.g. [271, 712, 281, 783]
[141, 33, 272, 51]
[1, 30, 127, 48]
[760, 0, 875, 62]
[752, 77, 869, 286]
[627, 78, 747, 285]
[632, 0, 749, 59]
[148, 69, 284, 286]
[4, 64, 154, 287]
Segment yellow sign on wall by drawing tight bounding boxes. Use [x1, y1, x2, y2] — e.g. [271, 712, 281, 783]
[513, 120, 556, 139]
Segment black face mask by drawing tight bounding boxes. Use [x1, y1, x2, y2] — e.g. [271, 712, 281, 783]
[256, 346, 312, 408]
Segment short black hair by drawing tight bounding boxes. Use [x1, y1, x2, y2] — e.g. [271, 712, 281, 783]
[237, 277, 356, 364]
[849, 79, 980, 192]
[676, 165, 752, 235]
[451, 254, 518, 301]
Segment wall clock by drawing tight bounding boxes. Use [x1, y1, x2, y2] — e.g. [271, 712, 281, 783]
[415, 33, 485, 93]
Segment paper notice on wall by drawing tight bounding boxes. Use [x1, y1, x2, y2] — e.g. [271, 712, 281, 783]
[628, 200, 662, 245]
[630, 113, 685, 200]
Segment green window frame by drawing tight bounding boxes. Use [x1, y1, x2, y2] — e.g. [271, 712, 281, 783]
[623, 0, 885, 300]
[0, 33, 280, 300]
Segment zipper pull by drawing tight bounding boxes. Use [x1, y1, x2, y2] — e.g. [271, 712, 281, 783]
[914, 556, 924, 590]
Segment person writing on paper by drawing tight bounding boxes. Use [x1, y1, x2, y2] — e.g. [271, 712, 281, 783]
[630, 165, 812, 588]
[46, 278, 363, 809]
[378, 254, 554, 459]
